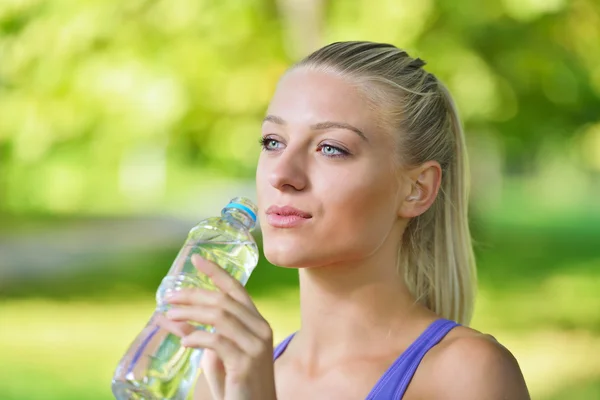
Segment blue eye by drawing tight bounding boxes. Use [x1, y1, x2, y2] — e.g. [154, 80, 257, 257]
[321, 145, 341, 156]
[319, 144, 349, 158]
[259, 137, 282, 151]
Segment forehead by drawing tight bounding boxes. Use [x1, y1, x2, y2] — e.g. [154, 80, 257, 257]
[266, 68, 378, 134]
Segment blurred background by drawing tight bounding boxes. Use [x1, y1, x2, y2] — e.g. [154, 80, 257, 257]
[1, 0, 599, 399]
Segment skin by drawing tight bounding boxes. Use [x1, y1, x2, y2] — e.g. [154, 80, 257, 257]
[164, 68, 530, 399]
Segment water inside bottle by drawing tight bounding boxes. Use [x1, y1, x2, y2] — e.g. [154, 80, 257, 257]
[113, 239, 258, 400]
[157, 240, 257, 308]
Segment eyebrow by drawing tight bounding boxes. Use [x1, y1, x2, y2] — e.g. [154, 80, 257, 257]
[262, 114, 369, 142]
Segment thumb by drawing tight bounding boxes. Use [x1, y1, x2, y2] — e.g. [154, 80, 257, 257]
[201, 349, 226, 400]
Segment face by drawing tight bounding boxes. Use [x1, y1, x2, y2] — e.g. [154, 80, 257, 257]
[256, 68, 405, 268]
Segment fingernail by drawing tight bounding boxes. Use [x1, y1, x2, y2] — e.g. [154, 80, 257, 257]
[181, 336, 189, 347]
[165, 291, 178, 301]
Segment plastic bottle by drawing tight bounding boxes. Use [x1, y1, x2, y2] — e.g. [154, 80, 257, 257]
[111, 197, 259, 400]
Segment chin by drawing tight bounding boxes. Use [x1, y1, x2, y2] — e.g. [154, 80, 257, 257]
[262, 238, 351, 269]
[263, 244, 308, 268]
[260, 234, 314, 268]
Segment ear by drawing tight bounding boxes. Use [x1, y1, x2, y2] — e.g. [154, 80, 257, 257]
[398, 161, 442, 219]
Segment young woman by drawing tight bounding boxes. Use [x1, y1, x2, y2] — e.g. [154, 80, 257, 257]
[165, 41, 530, 399]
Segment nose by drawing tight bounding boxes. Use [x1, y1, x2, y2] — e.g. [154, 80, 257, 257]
[267, 146, 308, 192]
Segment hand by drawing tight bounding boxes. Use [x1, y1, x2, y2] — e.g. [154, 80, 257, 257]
[165, 254, 277, 400]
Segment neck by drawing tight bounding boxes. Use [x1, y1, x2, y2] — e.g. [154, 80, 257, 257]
[293, 231, 433, 366]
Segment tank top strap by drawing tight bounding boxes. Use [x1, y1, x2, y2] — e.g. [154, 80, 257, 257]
[273, 319, 459, 400]
[273, 332, 296, 360]
[367, 318, 460, 399]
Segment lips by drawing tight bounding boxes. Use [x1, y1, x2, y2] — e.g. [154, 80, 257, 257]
[265, 205, 312, 218]
[265, 205, 312, 228]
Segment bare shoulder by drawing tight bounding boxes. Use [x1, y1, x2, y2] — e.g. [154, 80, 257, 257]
[412, 325, 530, 400]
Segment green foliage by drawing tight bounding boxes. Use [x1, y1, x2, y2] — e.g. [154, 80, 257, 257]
[1, 0, 599, 214]
[0, 0, 287, 213]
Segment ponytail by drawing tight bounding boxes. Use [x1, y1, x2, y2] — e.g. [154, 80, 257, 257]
[400, 82, 476, 325]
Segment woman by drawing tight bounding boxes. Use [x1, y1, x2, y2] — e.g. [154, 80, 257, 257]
[165, 41, 530, 399]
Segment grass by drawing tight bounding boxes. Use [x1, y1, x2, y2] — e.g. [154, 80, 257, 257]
[1, 290, 599, 400]
[0, 296, 300, 400]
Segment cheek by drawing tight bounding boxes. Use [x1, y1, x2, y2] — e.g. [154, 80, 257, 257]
[314, 165, 398, 254]
[323, 164, 395, 218]
[255, 158, 269, 208]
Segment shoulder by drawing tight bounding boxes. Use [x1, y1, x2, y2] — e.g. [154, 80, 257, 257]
[414, 325, 530, 400]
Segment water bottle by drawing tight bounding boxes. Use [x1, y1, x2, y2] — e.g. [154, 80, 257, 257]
[111, 197, 259, 400]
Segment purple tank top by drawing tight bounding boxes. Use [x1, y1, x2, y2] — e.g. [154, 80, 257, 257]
[273, 318, 459, 399]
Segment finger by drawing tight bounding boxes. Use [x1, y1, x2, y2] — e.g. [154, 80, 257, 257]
[167, 305, 266, 353]
[166, 290, 273, 342]
[181, 330, 246, 369]
[165, 287, 214, 305]
[200, 349, 226, 400]
[191, 254, 258, 313]
[154, 313, 196, 338]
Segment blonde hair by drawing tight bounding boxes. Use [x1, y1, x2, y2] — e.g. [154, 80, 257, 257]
[294, 41, 477, 325]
